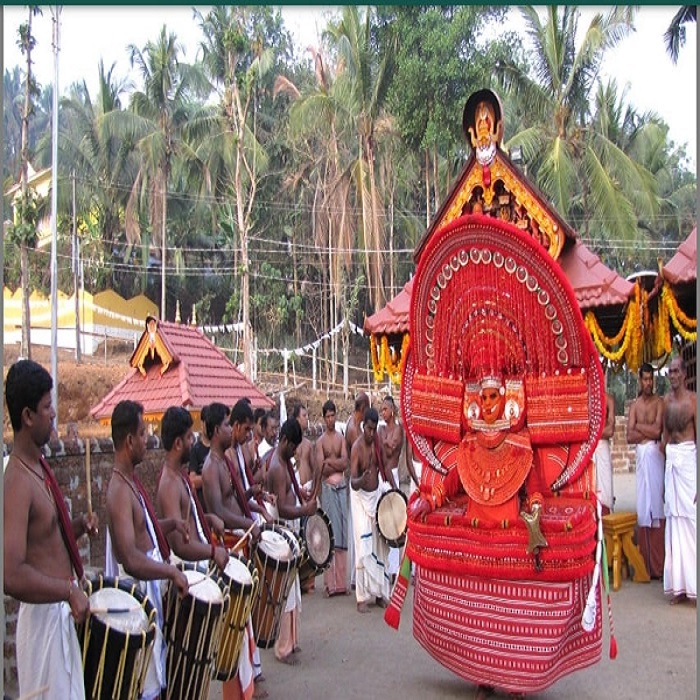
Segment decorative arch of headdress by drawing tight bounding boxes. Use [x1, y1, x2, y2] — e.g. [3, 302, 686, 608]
[401, 213, 604, 490]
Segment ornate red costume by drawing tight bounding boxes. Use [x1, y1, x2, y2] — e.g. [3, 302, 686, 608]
[386, 90, 608, 698]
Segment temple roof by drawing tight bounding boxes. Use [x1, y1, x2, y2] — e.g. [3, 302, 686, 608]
[363, 278, 413, 336]
[663, 227, 697, 285]
[90, 317, 273, 424]
[558, 239, 635, 310]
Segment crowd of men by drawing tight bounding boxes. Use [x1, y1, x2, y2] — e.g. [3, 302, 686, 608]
[3, 358, 417, 700]
[4, 355, 695, 700]
[625, 359, 697, 605]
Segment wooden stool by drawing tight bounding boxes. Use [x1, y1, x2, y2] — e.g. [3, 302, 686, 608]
[602, 512, 651, 591]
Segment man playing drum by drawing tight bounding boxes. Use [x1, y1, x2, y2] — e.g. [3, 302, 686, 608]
[4, 359, 100, 700]
[267, 419, 318, 664]
[156, 406, 229, 571]
[203, 400, 267, 693]
[105, 400, 189, 700]
[292, 403, 321, 593]
[350, 408, 393, 613]
[158, 406, 262, 699]
[316, 400, 351, 597]
[378, 395, 404, 581]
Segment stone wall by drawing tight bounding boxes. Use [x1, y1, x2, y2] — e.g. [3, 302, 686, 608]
[3, 437, 164, 692]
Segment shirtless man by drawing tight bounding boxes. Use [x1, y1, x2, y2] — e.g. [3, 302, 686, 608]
[156, 406, 229, 570]
[378, 396, 402, 490]
[344, 393, 369, 591]
[345, 392, 370, 457]
[201, 402, 263, 543]
[661, 356, 696, 605]
[267, 419, 318, 663]
[202, 400, 267, 690]
[627, 363, 665, 578]
[595, 392, 616, 515]
[292, 403, 320, 592]
[350, 408, 392, 612]
[316, 400, 350, 596]
[105, 399, 189, 700]
[4, 359, 99, 699]
[292, 403, 319, 498]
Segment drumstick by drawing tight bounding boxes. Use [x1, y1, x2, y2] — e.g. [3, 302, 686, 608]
[228, 522, 256, 553]
[89, 606, 142, 614]
[17, 685, 50, 700]
[85, 438, 92, 515]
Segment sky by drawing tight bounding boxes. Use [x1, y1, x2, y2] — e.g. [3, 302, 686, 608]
[2, 5, 697, 170]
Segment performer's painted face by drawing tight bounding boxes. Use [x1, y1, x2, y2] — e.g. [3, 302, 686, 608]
[480, 387, 505, 425]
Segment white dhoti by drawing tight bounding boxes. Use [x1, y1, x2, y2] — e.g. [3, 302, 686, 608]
[635, 441, 665, 527]
[663, 442, 697, 599]
[17, 601, 85, 700]
[594, 438, 614, 511]
[351, 484, 391, 603]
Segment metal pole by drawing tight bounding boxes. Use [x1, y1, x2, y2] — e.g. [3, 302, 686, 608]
[50, 6, 61, 417]
[72, 169, 81, 362]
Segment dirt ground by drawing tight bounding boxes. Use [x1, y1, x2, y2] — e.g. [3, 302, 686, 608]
[204, 473, 696, 700]
[2, 343, 359, 443]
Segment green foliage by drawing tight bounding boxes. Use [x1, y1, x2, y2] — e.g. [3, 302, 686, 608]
[7, 188, 42, 245]
[2, 6, 695, 350]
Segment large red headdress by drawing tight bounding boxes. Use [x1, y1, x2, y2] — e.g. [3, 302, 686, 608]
[401, 214, 604, 490]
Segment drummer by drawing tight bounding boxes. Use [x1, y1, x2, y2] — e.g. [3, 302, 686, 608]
[378, 395, 404, 582]
[4, 359, 99, 699]
[350, 408, 394, 613]
[156, 406, 229, 570]
[292, 403, 320, 594]
[202, 400, 268, 690]
[105, 400, 190, 700]
[266, 419, 319, 664]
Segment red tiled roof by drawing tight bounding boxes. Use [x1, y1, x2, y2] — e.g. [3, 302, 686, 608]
[90, 321, 273, 421]
[558, 240, 634, 310]
[663, 227, 696, 285]
[363, 278, 413, 336]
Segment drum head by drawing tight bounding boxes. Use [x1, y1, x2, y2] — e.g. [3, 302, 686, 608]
[89, 587, 149, 635]
[259, 529, 294, 561]
[182, 568, 223, 604]
[224, 556, 253, 586]
[304, 511, 333, 569]
[377, 489, 408, 546]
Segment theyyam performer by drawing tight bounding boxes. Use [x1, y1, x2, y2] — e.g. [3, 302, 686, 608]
[386, 89, 611, 699]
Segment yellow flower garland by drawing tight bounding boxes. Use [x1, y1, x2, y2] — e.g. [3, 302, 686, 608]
[662, 285, 697, 341]
[370, 332, 411, 383]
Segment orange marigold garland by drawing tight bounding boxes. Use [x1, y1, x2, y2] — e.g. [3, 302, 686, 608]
[662, 285, 697, 342]
[370, 332, 411, 382]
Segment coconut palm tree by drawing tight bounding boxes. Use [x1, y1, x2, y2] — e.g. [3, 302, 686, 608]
[59, 61, 137, 278]
[194, 6, 274, 379]
[324, 5, 396, 312]
[664, 6, 696, 64]
[498, 6, 659, 244]
[120, 25, 209, 319]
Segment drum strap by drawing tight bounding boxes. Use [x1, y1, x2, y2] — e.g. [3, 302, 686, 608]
[180, 469, 212, 543]
[39, 455, 84, 580]
[286, 457, 305, 506]
[224, 454, 254, 519]
[132, 472, 171, 561]
[243, 446, 268, 510]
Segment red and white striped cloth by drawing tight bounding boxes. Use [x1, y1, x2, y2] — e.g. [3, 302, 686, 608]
[413, 567, 602, 694]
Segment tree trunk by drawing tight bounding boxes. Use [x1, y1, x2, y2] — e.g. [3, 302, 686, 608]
[19, 8, 34, 360]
